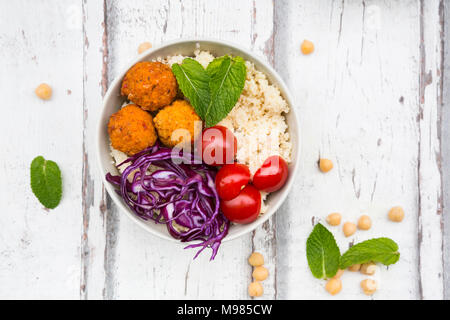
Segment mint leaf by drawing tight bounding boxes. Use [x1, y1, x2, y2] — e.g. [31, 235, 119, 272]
[172, 58, 210, 119]
[171, 55, 246, 127]
[205, 56, 246, 127]
[306, 223, 341, 279]
[340, 238, 400, 269]
[30, 156, 62, 209]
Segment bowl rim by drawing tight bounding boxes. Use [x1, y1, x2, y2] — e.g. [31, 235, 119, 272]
[96, 37, 300, 244]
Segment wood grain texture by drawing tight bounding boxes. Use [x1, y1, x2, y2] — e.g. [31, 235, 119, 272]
[0, 0, 84, 299]
[0, 0, 448, 300]
[417, 0, 445, 299]
[442, 0, 450, 300]
[274, 0, 444, 299]
[80, 0, 109, 300]
[248, 0, 278, 300]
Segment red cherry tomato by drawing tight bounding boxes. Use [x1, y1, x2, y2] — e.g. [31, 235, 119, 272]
[201, 126, 237, 166]
[220, 185, 261, 224]
[215, 164, 251, 200]
[253, 155, 289, 192]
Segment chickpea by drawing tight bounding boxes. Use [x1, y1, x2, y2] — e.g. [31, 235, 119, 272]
[319, 159, 333, 173]
[388, 206, 404, 222]
[343, 222, 356, 237]
[248, 281, 264, 297]
[326, 213, 342, 226]
[361, 279, 378, 295]
[333, 269, 345, 279]
[252, 266, 269, 281]
[35, 83, 52, 100]
[325, 278, 342, 295]
[348, 264, 361, 272]
[301, 40, 314, 55]
[138, 41, 152, 54]
[357, 215, 372, 230]
[360, 262, 376, 275]
[248, 252, 264, 267]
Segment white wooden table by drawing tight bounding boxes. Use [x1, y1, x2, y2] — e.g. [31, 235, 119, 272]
[1, 0, 449, 300]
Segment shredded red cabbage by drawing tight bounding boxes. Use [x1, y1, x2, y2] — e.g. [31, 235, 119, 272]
[106, 143, 229, 260]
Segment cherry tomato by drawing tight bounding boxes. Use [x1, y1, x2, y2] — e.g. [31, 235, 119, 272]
[215, 164, 251, 200]
[201, 125, 237, 166]
[220, 185, 261, 224]
[253, 155, 289, 192]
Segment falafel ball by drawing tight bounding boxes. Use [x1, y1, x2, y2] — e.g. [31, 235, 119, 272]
[108, 104, 157, 155]
[154, 100, 202, 148]
[121, 61, 177, 111]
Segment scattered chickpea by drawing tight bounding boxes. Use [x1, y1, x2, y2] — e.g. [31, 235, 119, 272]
[326, 213, 342, 226]
[319, 159, 333, 173]
[333, 269, 345, 279]
[248, 281, 264, 297]
[252, 266, 269, 281]
[325, 278, 342, 295]
[343, 222, 356, 237]
[300, 40, 314, 55]
[361, 279, 378, 295]
[357, 215, 372, 230]
[35, 83, 52, 100]
[360, 262, 376, 275]
[138, 41, 152, 54]
[388, 206, 405, 222]
[248, 252, 264, 267]
[348, 264, 361, 272]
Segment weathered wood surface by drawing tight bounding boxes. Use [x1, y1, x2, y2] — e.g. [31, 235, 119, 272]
[443, 0, 450, 300]
[0, 0, 84, 299]
[0, 0, 448, 299]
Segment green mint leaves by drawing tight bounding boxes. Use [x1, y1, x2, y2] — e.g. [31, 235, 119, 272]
[306, 224, 400, 279]
[339, 238, 400, 269]
[205, 56, 246, 127]
[306, 223, 341, 279]
[172, 58, 211, 118]
[172, 55, 246, 127]
[30, 156, 62, 209]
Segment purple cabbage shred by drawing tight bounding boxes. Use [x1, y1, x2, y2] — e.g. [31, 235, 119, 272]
[106, 143, 229, 260]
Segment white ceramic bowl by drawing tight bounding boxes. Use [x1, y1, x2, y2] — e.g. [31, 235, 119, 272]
[97, 38, 299, 243]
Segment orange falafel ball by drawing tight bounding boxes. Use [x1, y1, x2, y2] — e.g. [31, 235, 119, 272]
[121, 61, 178, 111]
[108, 104, 157, 155]
[154, 100, 202, 148]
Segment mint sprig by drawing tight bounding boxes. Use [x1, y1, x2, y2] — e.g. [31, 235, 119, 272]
[306, 223, 341, 279]
[306, 224, 401, 279]
[205, 56, 246, 127]
[339, 238, 400, 269]
[172, 55, 246, 127]
[30, 156, 62, 209]
[171, 58, 211, 118]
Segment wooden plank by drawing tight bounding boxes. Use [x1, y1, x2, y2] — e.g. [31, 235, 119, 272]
[274, 0, 431, 299]
[102, 0, 276, 299]
[417, 0, 445, 299]
[0, 0, 84, 299]
[80, 0, 109, 299]
[248, 0, 278, 300]
[442, 0, 450, 300]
